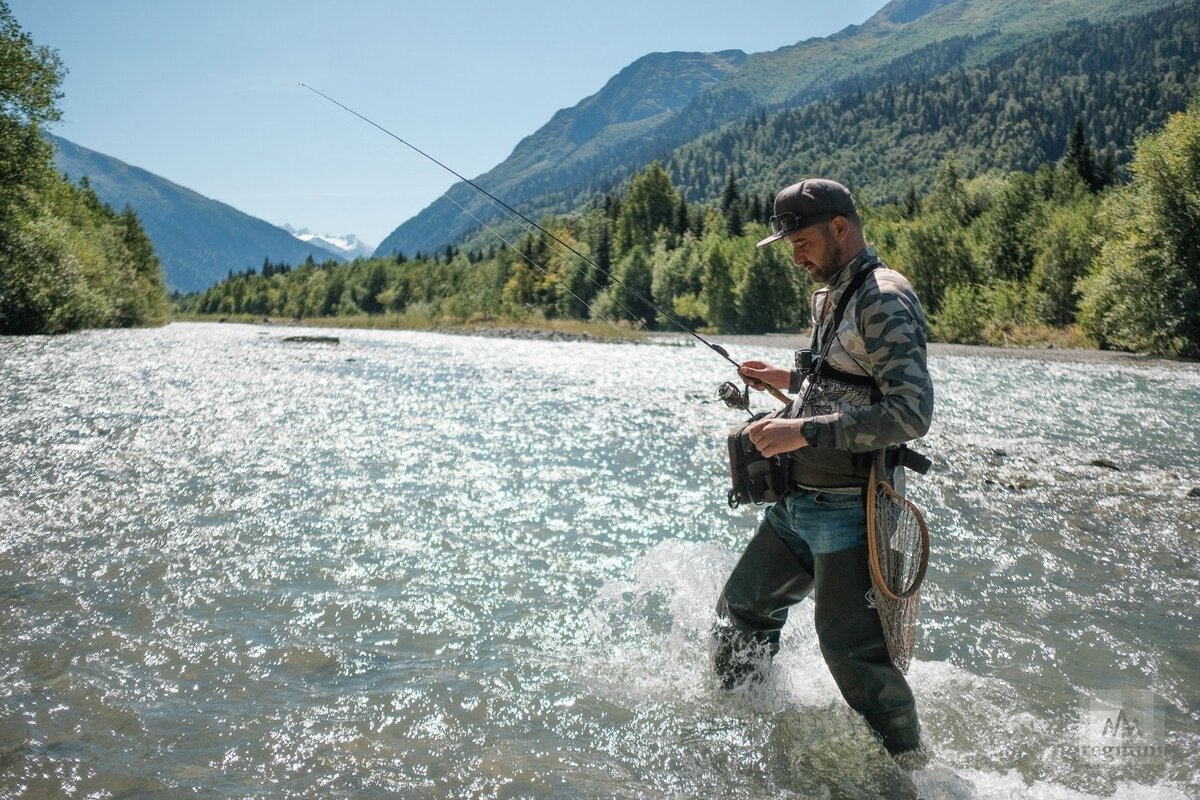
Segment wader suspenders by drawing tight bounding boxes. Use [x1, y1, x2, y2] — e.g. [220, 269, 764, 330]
[811, 263, 883, 398]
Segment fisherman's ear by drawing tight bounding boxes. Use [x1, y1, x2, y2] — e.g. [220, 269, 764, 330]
[829, 215, 849, 241]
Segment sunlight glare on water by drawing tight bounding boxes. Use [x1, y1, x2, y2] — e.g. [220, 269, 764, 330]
[1, 322, 1197, 799]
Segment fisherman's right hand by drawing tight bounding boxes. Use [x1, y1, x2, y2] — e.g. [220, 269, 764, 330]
[738, 360, 791, 393]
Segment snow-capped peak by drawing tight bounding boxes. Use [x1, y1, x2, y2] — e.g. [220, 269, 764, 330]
[281, 224, 375, 260]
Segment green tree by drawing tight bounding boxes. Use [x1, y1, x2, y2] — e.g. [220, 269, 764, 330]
[0, 4, 167, 334]
[925, 158, 972, 227]
[0, 0, 64, 200]
[1028, 195, 1097, 326]
[1062, 117, 1097, 192]
[701, 235, 738, 332]
[1078, 101, 1200, 355]
[720, 171, 743, 237]
[893, 215, 975, 315]
[971, 172, 1041, 283]
[736, 238, 800, 333]
[360, 262, 386, 313]
[601, 246, 656, 326]
[615, 162, 678, 255]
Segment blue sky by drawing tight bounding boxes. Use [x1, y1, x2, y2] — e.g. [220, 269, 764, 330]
[10, 1, 888, 246]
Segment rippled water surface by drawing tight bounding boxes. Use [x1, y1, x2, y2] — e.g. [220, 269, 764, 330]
[1, 322, 1198, 799]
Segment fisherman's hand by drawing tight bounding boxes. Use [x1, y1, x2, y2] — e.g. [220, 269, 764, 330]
[738, 360, 791, 393]
[747, 416, 808, 458]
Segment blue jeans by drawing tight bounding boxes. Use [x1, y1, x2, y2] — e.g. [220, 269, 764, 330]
[766, 488, 867, 556]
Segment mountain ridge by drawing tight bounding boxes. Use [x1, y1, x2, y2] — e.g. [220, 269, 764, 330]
[49, 134, 343, 293]
[377, 0, 1180, 256]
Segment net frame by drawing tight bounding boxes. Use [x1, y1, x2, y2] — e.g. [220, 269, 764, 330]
[865, 456, 930, 675]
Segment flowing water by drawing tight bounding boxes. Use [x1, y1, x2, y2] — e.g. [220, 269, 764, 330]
[1, 322, 1197, 799]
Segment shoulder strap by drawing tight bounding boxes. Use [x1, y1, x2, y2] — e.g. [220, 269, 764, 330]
[830, 262, 880, 334]
[809, 263, 882, 397]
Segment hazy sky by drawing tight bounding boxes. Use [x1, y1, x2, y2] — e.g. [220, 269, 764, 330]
[10, 1, 888, 246]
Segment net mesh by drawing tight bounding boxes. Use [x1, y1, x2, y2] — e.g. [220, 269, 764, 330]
[865, 461, 930, 675]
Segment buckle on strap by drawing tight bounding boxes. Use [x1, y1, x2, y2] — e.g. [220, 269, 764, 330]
[886, 444, 932, 475]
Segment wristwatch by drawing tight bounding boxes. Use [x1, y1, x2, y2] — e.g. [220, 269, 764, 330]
[801, 419, 818, 448]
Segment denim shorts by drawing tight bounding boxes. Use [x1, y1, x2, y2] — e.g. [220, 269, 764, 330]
[764, 488, 866, 556]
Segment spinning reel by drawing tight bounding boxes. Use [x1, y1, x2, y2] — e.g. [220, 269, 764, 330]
[717, 380, 752, 415]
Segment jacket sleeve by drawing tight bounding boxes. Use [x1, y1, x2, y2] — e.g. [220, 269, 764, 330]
[808, 278, 933, 452]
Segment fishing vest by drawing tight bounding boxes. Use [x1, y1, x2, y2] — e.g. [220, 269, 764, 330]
[786, 259, 883, 490]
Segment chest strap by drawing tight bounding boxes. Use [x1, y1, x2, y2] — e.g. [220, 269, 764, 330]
[814, 264, 882, 397]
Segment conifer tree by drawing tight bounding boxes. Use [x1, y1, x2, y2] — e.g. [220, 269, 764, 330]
[1063, 118, 1097, 192]
[615, 162, 678, 255]
[720, 171, 743, 236]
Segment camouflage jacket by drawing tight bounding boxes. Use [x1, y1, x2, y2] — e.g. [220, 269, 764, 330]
[787, 245, 933, 452]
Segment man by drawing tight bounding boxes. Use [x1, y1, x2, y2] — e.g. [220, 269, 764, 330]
[712, 178, 933, 758]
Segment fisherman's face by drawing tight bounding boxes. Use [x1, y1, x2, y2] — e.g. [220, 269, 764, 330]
[786, 220, 845, 284]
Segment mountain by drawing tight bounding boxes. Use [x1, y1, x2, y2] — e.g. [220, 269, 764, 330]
[281, 224, 374, 260]
[376, 0, 1181, 256]
[375, 49, 747, 257]
[49, 135, 343, 293]
[665, 3, 1200, 206]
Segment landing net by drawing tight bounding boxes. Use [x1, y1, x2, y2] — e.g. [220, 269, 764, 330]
[865, 459, 930, 675]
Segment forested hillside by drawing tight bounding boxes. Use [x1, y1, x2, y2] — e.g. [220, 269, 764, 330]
[0, 2, 167, 334]
[668, 2, 1200, 205]
[379, 0, 1183, 255]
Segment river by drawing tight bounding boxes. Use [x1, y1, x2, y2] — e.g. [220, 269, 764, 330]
[1, 322, 1197, 799]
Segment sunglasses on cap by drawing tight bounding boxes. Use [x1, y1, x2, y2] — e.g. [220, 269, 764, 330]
[767, 210, 841, 238]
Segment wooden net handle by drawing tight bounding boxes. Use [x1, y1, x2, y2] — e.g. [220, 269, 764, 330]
[866, 459, 931, 602]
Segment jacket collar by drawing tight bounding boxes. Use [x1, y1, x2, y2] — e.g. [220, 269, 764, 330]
[825, 245, 879, 294]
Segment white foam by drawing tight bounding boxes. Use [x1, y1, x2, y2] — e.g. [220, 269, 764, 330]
[574, 540, 1193, 800]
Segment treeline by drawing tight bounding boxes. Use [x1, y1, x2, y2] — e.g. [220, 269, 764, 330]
[0, 2, 167, 335]
[181, 100, 1200, 357]
[838, 104, 1200, 357]
[178, 161, 808, 335]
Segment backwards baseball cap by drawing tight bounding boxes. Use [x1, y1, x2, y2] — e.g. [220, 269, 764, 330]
[755, 178, 857, 248]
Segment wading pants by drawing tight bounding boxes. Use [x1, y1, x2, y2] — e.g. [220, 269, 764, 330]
[712, 489, 921, 755]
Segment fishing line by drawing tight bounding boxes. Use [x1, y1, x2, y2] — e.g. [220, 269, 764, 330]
[299, 82, 747, 371]
[438, 191, 645, 344]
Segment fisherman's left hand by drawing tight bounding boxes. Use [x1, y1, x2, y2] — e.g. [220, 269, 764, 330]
[747, 416, 808, 458]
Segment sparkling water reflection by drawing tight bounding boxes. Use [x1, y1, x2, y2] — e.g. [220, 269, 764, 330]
[1, 322, 1197, 798]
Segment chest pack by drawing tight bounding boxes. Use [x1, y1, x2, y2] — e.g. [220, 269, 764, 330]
[725, 264, 880, 508]
[726, 409, 791, 508]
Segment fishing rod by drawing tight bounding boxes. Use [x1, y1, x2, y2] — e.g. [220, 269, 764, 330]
[439, 189, 645, 345]
[300, 83, 791, 407]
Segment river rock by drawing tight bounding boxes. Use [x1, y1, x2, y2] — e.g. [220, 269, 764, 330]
[1188, 487, 1200, 498]
[282, 335, 340, 345]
